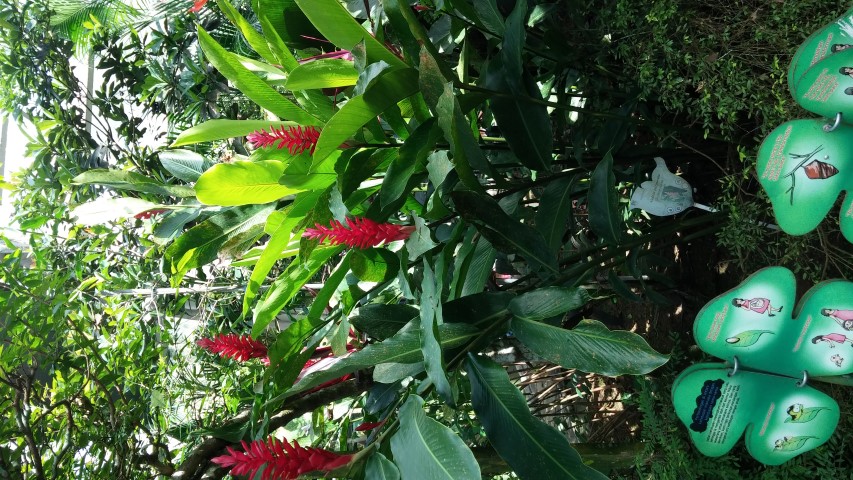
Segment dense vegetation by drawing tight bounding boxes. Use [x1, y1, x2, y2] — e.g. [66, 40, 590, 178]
[1, 0, 851, 479]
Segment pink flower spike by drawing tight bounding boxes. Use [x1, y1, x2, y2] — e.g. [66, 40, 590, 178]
[188, 0, 208, 13]
[298, 49, 354, 63]
[134, 208, 168, 220]
[196, 334, 269, 363]
[246, 125, 321, 155]
[212, 436, 353, 480]
[304, 217, 415, 249]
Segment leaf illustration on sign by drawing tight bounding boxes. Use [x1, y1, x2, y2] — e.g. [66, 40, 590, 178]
[725, 330, 774, 347]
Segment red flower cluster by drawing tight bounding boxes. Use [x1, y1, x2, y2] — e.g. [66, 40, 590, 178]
[188, 0, 208, 13]
[212, 437, 352, 480]
[196, 334, 269, 363]
[304, 217, 415, 249]
[246, 125, 321, 155]
[134, 208, 168, 220]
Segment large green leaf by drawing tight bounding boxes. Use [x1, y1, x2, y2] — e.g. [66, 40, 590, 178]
[472, 0, 505, 36]
[350, 304, 420, 340]
[588, 153, 623, 244]
[508, 287, 591, 322]
[511, 318, 668, 376]
[450, 191, 557, 276]
[484, 60, 553, 172]
[171, 119, 299, 147]
[535, 175, 576, 253]
[255, 0, 323, 51]
[351, 248, 400, 283]
[435, 81, 488, 191]
[312, 68, 420, 161]
[165, 204, 274, 281]
[70, 197, 159, 226]
[420, 260, 453, 405]
[252, 245, 344, 337]
[197, 27, 320, 126]
[71, 169, 195, 197]
[286, 59, 359, 90]
[390, 395, 481, 480]
[381, 118, 441, 209]
[293, 0, 407, 68]
[365, 452, 400, 480]
[283, 322, 480, 397]
[195, 161, 302, 206]
[466, 355, 608, 480]
[215, 0, 276, 63]
[158, 150, 212, 182]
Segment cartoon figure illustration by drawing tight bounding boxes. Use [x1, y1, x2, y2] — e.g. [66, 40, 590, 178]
[731, 298, 783, 317]
[662, 185, 690, 201]
[832, 43, 853, 53]
[821, 308, 853, 330]
[831, 354, 845, 367]
[786, 403, 804, 422]
[811, 333, 853, 348]
[840, 66, 853, 79]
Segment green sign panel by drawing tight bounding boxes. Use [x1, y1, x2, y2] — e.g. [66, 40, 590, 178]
[792, 50, 853, 121]
[788, 7, 853, 98]
[756, 118, 853, 241]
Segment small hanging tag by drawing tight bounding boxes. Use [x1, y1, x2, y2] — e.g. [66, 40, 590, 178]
[629, 157, 694, 216]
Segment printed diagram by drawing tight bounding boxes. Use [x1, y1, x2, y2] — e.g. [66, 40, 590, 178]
[831, 43, 853, 52]
[782, 146, 839, 205]
[785, 403, 829, 423]
[811, 332, 853, 348]
[821, 308, 853, 330]
[774, 436, 817, 452]
[731, 297, 783, 317]
[839, 66, 853, 94]
[831, 354, 845, 367]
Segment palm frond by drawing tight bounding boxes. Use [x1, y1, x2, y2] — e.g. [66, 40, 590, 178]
[48, 0, 139, 46]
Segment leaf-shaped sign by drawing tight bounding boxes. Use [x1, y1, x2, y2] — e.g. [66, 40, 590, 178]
[756, 118, 853, 242]
[390, 395, 481, 480]
[195, 161, 302, 206]
[693, 266, 853, 377]
[725, 330, 774, 348]
[511, 318, 668, 376]
[672, 363, 839, 465]
[787, 7, 853, 96]
[629, 157, 694, 216]
[793, 49, 853, 123]
[466, 355, 609, 480]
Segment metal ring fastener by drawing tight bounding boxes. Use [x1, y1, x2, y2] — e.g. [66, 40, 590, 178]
[728, 356, 739, 377]
[796, 370, 809, 388]
[823, 112, 842, 132]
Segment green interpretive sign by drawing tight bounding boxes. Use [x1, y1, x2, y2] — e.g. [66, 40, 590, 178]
[756, 119, 853, 242]
[788, 7, 853, 98]
[673, 267, 853, 464]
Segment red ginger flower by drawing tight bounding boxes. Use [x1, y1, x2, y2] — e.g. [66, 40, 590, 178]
[212, 437, 353, 480]
[247, 125, 321, 155]
[196, 334, 269, 363]
[188, 0, 208, 13]
[304, 217, 415, 249]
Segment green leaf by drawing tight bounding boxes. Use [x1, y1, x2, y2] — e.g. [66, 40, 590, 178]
[71, 170, 195, 197]
[725, 330, 774, 348]
[588, 153, 623, 244]
[159, 150, 212, 182]
[459, 236, 497, 298]
[773, 436, 817, 452]
[215, 0, 276, 63]
[473, 0, 506, 36]
[501, 0, 526, 89]
[365, 452, 400, 480]
[351, 248, 400, 283]
[466, 355, 609, 480]
[390, 395, 481, 480]
[312, 68, 420, 161]
[450, 190, 557, 276]
[284, 322, 479, 397]
[256, 5, 300, 71]
[405, 214, 437, 261]
[535, 175, 576, 253]
[509, 287, 591, 322]
[195, 161, 303, 206]
[280, 151, 339, 191]
[484, 59, 552, 172]
[242, 208, 301, 315]
[381, 118, 441, 209]
[266, 317, 319, 388]
[785, 407, 828, 424]
[252, 245, 344, 337]
[197, 27, 320, 126]
[152, 208, 201, 245]
[511, 318, 668, 376]
[70, 197, 159, 226]
[293, 0, 407, 68]
[256, 0, 323, 51]
[171, 119, 299, 147]
[420, 260, 453, 405]
[435, 80, 487, 190]
[286, 59, 359, 90]
[351, 304, 420, 340]
[165, 205, 274, 281]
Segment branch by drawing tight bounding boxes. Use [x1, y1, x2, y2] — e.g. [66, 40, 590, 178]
[171, 380, 367, 480]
